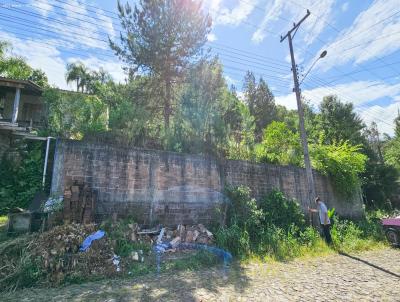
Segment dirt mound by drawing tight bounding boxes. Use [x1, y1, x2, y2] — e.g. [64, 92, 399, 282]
[32, 224, 118, 284]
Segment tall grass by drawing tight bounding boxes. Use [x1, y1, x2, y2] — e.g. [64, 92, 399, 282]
[215, 186, 387, 261]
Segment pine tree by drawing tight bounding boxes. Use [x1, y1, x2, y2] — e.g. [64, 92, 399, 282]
[110, 0, 211, 129]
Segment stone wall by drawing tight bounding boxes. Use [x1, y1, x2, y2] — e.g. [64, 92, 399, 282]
[51, 139, 364, 226]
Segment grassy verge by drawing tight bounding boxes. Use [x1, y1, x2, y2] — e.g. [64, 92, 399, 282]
[214, 187, 389, 263]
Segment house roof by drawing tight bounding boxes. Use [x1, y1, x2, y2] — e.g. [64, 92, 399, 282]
[0, 77, 43, 94]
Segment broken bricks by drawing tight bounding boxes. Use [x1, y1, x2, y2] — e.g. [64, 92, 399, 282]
[158, 224, 214, 247]
[63, 182, 96, 225]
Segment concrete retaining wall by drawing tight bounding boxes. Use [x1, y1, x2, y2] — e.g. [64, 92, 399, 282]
[51, 139, 364, 225]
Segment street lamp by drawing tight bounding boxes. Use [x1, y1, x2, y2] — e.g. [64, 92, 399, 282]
[299, 50, 327, 86]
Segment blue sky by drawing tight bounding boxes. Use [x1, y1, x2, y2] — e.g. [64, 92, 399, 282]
[1, 0, 400, 135]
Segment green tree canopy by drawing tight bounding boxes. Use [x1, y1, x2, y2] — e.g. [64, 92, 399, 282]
[0, 41, 48, 87]
[317, 95, 365, 145]
[256, 121, 303, 166]
[110, 0, 212, 129]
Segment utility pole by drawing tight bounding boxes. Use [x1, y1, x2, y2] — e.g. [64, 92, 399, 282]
[280, 10, 317, 218]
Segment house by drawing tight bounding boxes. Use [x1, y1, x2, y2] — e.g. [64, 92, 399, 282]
[0, 77, 47, 157]
[0, 77, 45, 129]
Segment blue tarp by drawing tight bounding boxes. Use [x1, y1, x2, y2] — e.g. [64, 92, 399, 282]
[79, 230, 106, 252]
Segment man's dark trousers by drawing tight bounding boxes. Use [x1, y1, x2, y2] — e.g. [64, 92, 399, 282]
[322, 224, 332, 244]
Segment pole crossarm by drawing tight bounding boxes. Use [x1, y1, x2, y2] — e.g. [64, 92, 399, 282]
[280, 10, 310, 43]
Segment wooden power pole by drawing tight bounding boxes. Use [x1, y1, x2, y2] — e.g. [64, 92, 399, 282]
[280, 10, 317, 217]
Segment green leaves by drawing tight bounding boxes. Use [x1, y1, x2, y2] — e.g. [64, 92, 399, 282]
[0, 41, 48, 87]
[256, 121, 303, 166]
[42, 88, 108, 139]
[0, 142, 44, 214]
[310, 141, 367, 197]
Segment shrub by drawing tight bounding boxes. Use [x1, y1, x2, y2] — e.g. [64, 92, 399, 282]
[311, 141, 367, 197]
[0, 142, 44, 214]
[259, 190, 306, 232]
[218, 187, 310, 259]
[330, 217, 383, 252]
[215, 224, 250, 257]
[100, 218, 151, 257]
[224, 186, 263, 241]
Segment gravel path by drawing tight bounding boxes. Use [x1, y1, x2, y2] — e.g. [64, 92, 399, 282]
[4, 248, 400, 301]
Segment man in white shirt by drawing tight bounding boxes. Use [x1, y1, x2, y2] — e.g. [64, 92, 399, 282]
[309, 197, 332, 244]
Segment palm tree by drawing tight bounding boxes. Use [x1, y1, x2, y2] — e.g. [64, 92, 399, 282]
[93, 67, 112, 84]
[66, 62, 88, 92]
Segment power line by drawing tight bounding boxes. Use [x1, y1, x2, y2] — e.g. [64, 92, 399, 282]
[10, 1, 397, 84]
[3, 1, 400, 126]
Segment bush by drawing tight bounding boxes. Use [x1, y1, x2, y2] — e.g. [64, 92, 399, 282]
[217, 187, 318, 260]
[225, 186, 263, 242]
[216, 186, 386, 261]
[311, 141, 367, 197]
[215, 224, 250, 257]
[259, 190, 306, 232]
[330, 215, 384, 252]
[0, 142, 44, 214]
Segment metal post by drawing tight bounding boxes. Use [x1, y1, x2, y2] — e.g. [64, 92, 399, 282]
[12, 88, 21, 124]
[42, 137, 51, 189]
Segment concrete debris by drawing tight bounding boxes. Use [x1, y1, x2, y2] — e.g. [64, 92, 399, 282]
[170, 236, 181, 248]
[156, 224, 214, 247]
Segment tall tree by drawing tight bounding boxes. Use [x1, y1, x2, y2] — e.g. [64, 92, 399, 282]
[29, 69, 49, 88]
[172, 59, 235, 154]
[110, 0, 212, 129]
[243, 71, 256, 116]
[0, 41, 33, 80]
[317, 95, 365, 145]
[253, 78, 277, 140]
[66, 62, 88, 92]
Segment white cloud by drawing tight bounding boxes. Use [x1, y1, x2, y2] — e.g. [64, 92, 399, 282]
[32, 0, 52, 16]
[217, 0, 258, 26]
[275, 80, 400, 134]
[360, 101, 400, 136]
[285, 53, 303, 65]
[251, 0, 335, 45]
[225, 75, 238, 87]
[207, 33, 217, 42]
[341, 2, 349, 12]
[30, 0, 117, 50]
[95, 8, 116, 40]
[203, 0, 258, 27]
[1, 0, 124, 90]
[315, 0, 400, 72]
[1, 32, 68, 89]
[67, 57, 126, 84]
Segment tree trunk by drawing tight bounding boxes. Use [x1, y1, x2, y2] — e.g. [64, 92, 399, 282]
[164, 77, 171, 130]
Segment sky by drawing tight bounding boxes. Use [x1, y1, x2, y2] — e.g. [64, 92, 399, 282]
[1, 0, 400, 136]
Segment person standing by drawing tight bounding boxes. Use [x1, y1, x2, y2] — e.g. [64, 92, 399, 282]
[309, 197, 332, 244]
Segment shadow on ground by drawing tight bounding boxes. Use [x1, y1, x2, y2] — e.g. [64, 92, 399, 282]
[3, 262, 251, 302]
[338, 251, 400, 279]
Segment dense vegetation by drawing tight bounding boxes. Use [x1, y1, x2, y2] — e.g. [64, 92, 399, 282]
[0, 0, 399, 211]
[215, 186, 386, 260]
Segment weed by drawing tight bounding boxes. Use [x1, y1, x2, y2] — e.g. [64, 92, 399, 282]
[100, 217, 152, 257]
[216, 186, 388, 262]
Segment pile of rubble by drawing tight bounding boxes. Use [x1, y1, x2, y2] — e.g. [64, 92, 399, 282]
[157, 224, 214, 250]
[31, 223, 117, 284]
